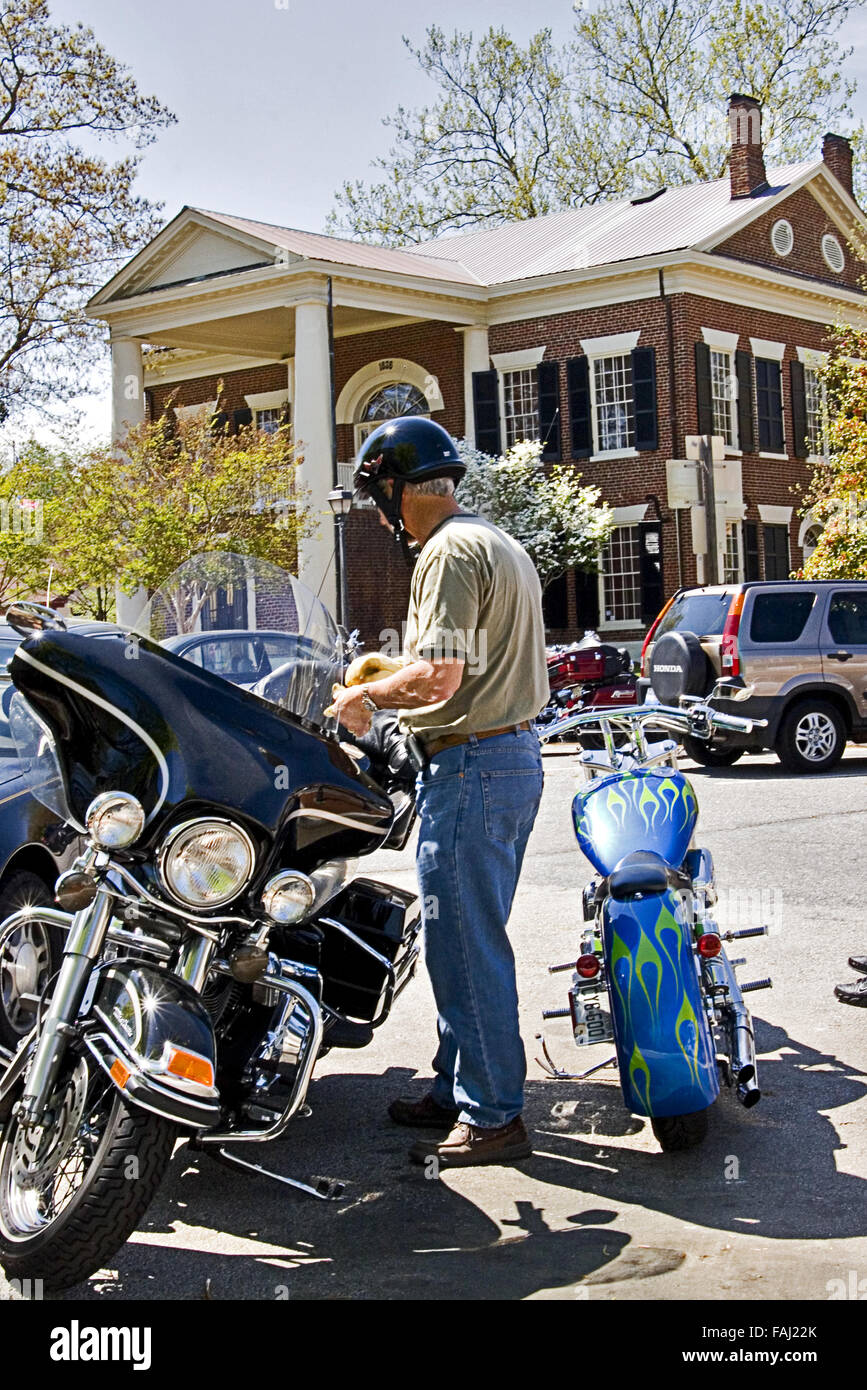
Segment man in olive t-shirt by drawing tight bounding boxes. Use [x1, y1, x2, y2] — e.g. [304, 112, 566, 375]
[333, 417, 547, 1169]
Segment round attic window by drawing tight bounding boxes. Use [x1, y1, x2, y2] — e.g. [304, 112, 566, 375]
[821, 233, 845, 273]
[770, 219, 794, 256]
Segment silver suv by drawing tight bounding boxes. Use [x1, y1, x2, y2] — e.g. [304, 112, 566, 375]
[640, 581, 867, 772]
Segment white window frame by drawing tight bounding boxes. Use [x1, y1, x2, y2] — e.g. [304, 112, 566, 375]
[751, 338, 788, 460]
[580, 331, 640, 462]
[723, 520, 743, 584]
[174, 399, 218, 423]
[796, 347, 830, 463]
[701, 327, 741, 455]
[597, 502, 648, 631]
[491, 345, 546, 449]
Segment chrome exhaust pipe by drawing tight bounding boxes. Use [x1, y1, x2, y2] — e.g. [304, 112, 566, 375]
[706, 952, 761, 1108]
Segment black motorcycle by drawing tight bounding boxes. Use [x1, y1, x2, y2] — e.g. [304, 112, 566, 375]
[0, 553, 420, 1290]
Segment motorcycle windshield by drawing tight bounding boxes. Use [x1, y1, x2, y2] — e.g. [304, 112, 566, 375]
[131, 551, 344, 735]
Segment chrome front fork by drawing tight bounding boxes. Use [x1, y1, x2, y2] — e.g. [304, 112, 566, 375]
[15, 888, 115, 1127]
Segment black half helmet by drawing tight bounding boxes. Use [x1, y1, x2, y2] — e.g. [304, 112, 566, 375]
[353, 417, 466, 564]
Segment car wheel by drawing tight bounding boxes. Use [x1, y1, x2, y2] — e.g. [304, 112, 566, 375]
[776, 700, 846, 774]
[681, 735, 744, 768]
[0, 870, 59, 1050]
[648, 631, 711, 704]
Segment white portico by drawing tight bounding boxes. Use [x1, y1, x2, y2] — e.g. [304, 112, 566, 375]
[88, 207, 486, 613]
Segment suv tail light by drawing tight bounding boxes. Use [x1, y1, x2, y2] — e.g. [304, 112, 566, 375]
[640, 594, 676, 677]
[720, 591, 745, 677]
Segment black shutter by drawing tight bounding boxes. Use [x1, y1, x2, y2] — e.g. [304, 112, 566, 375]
[631, 347, 658, 451]
[736, 350, 754, 452]
[537, 360, 561, 461]
[695, 342, 713, 435]
[566, 356, 592, 458]
[790, 359, 808, 457]
[743, 521, 761, 580]
[472, 369, 501, 456]
[639, 521, 664, 624]
[233, 407, 253, 432]
[211, 410, 231, 434]
[756, 359, 784, 452]
[574, 565, 600, 630]
[763, 523, 790, 580]
[542, 571, 569, 629]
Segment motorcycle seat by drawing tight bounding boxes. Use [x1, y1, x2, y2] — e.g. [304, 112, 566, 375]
[608, 850, 688, 900]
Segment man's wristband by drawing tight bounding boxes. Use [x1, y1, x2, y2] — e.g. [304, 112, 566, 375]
[359, 685, 379, 713]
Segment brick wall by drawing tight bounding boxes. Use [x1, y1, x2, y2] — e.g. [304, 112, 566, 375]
[716, 185, 863, 289]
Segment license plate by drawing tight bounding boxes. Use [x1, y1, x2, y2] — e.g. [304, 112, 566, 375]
[569, 980, 614, 1047]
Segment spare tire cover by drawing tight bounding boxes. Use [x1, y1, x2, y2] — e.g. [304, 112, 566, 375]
[648, 631, 708, 703]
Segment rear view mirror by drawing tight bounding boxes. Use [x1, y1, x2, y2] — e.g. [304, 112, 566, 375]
[4, 602, 67, 637]
[711, 679, 754, 702]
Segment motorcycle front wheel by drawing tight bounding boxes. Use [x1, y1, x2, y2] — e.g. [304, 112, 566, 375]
[0, 1051, 175, 1291]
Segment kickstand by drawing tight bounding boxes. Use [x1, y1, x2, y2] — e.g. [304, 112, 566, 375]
[211, 1146, 345, 1201]
[535, 1033, 618, 1081]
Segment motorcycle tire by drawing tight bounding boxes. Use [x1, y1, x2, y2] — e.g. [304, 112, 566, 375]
[681, 736, 743, 769]
[0, 1053, 175, 1291]
[0, 870, 62, 1051]
[650, 1108, 709, 1152]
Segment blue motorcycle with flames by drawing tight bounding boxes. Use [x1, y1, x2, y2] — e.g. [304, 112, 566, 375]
[536, 695, 772, 1150]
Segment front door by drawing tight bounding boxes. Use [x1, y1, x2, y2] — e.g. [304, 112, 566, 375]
[819, 589, 867, 732]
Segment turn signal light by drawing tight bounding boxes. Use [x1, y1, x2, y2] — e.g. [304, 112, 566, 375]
[697, 933, 722, 958]
[163, 1047, 214, 1089]
[576, 953, 600, 978]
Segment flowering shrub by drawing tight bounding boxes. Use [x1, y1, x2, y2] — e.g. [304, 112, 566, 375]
[455, 437, 613, 588]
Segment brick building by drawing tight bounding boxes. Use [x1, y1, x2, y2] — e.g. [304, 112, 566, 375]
[88, 95, 867, 650]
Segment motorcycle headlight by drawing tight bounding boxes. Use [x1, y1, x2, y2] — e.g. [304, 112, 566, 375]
[262, 869, 315, 924]
[86, 792, 146, 850]
[159, 819, 255, 909]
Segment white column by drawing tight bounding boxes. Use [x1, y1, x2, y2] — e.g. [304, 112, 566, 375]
[459, 324, 490, 446]
[110, 335, 148, 627]
[293, 296, 337, 614]
[110, 335, 145, 442]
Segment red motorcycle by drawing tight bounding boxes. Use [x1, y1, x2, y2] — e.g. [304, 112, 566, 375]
[536, 631, 638, 733]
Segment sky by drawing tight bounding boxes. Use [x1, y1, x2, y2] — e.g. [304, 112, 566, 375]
[26, 0, 867, 442]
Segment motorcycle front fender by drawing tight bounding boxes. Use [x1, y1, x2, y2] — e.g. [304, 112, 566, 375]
[83, 959, 221, 1131]
[602, 888, 719, 1118]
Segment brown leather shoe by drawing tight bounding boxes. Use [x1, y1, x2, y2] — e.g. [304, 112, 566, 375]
[388, 1093, 460, 1128]
[409, 1117, 532, 1167]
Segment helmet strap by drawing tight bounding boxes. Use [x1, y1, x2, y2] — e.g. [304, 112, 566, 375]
[364, 477, 417, 568]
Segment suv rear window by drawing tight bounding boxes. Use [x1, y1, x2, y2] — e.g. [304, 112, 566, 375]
[749, 591, 816, 643]
[655, 592, 732, 639]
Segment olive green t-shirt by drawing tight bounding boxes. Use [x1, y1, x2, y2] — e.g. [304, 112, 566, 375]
[400, 513, 549, 745]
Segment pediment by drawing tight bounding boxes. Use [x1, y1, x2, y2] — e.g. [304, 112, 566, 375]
[94, 209, 295, 306]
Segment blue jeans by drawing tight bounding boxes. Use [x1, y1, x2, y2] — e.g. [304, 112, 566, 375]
[414, 728, 544, 1129]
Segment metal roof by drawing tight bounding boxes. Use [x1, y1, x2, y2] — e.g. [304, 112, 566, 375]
[194, 209, 482, 285]
[197, 162, 823, 290]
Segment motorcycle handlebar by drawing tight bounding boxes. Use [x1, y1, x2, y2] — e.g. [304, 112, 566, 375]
[538, 701, 767, 742]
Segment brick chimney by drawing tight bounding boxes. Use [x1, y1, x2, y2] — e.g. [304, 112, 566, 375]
[823, 132, 854, 197]
[728, 93, 767, 198]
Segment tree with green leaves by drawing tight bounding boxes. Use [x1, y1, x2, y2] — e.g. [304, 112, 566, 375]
[0, 0, 174, 412]
[801, 317, 867, 580]
[11, 406, 312, 620]
[455, 438, 613, 589]
[330, 3, 862, 244]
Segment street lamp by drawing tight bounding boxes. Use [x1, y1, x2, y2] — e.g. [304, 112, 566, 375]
[328, 487, 353, 629]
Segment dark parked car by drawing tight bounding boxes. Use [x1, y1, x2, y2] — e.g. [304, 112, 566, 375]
[160, 629, 335, 688]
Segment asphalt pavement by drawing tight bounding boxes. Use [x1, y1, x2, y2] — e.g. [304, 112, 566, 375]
[3, 743, 867, 1302]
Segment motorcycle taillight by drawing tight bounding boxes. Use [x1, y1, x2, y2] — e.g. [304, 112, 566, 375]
[720, 592, 745, 677]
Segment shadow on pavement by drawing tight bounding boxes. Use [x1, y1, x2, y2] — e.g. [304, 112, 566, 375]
[45, 1016, 867, 1302]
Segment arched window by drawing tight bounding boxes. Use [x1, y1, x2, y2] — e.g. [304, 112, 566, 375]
[356, 382, 430, 450]
[802, 523, 823, 561]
